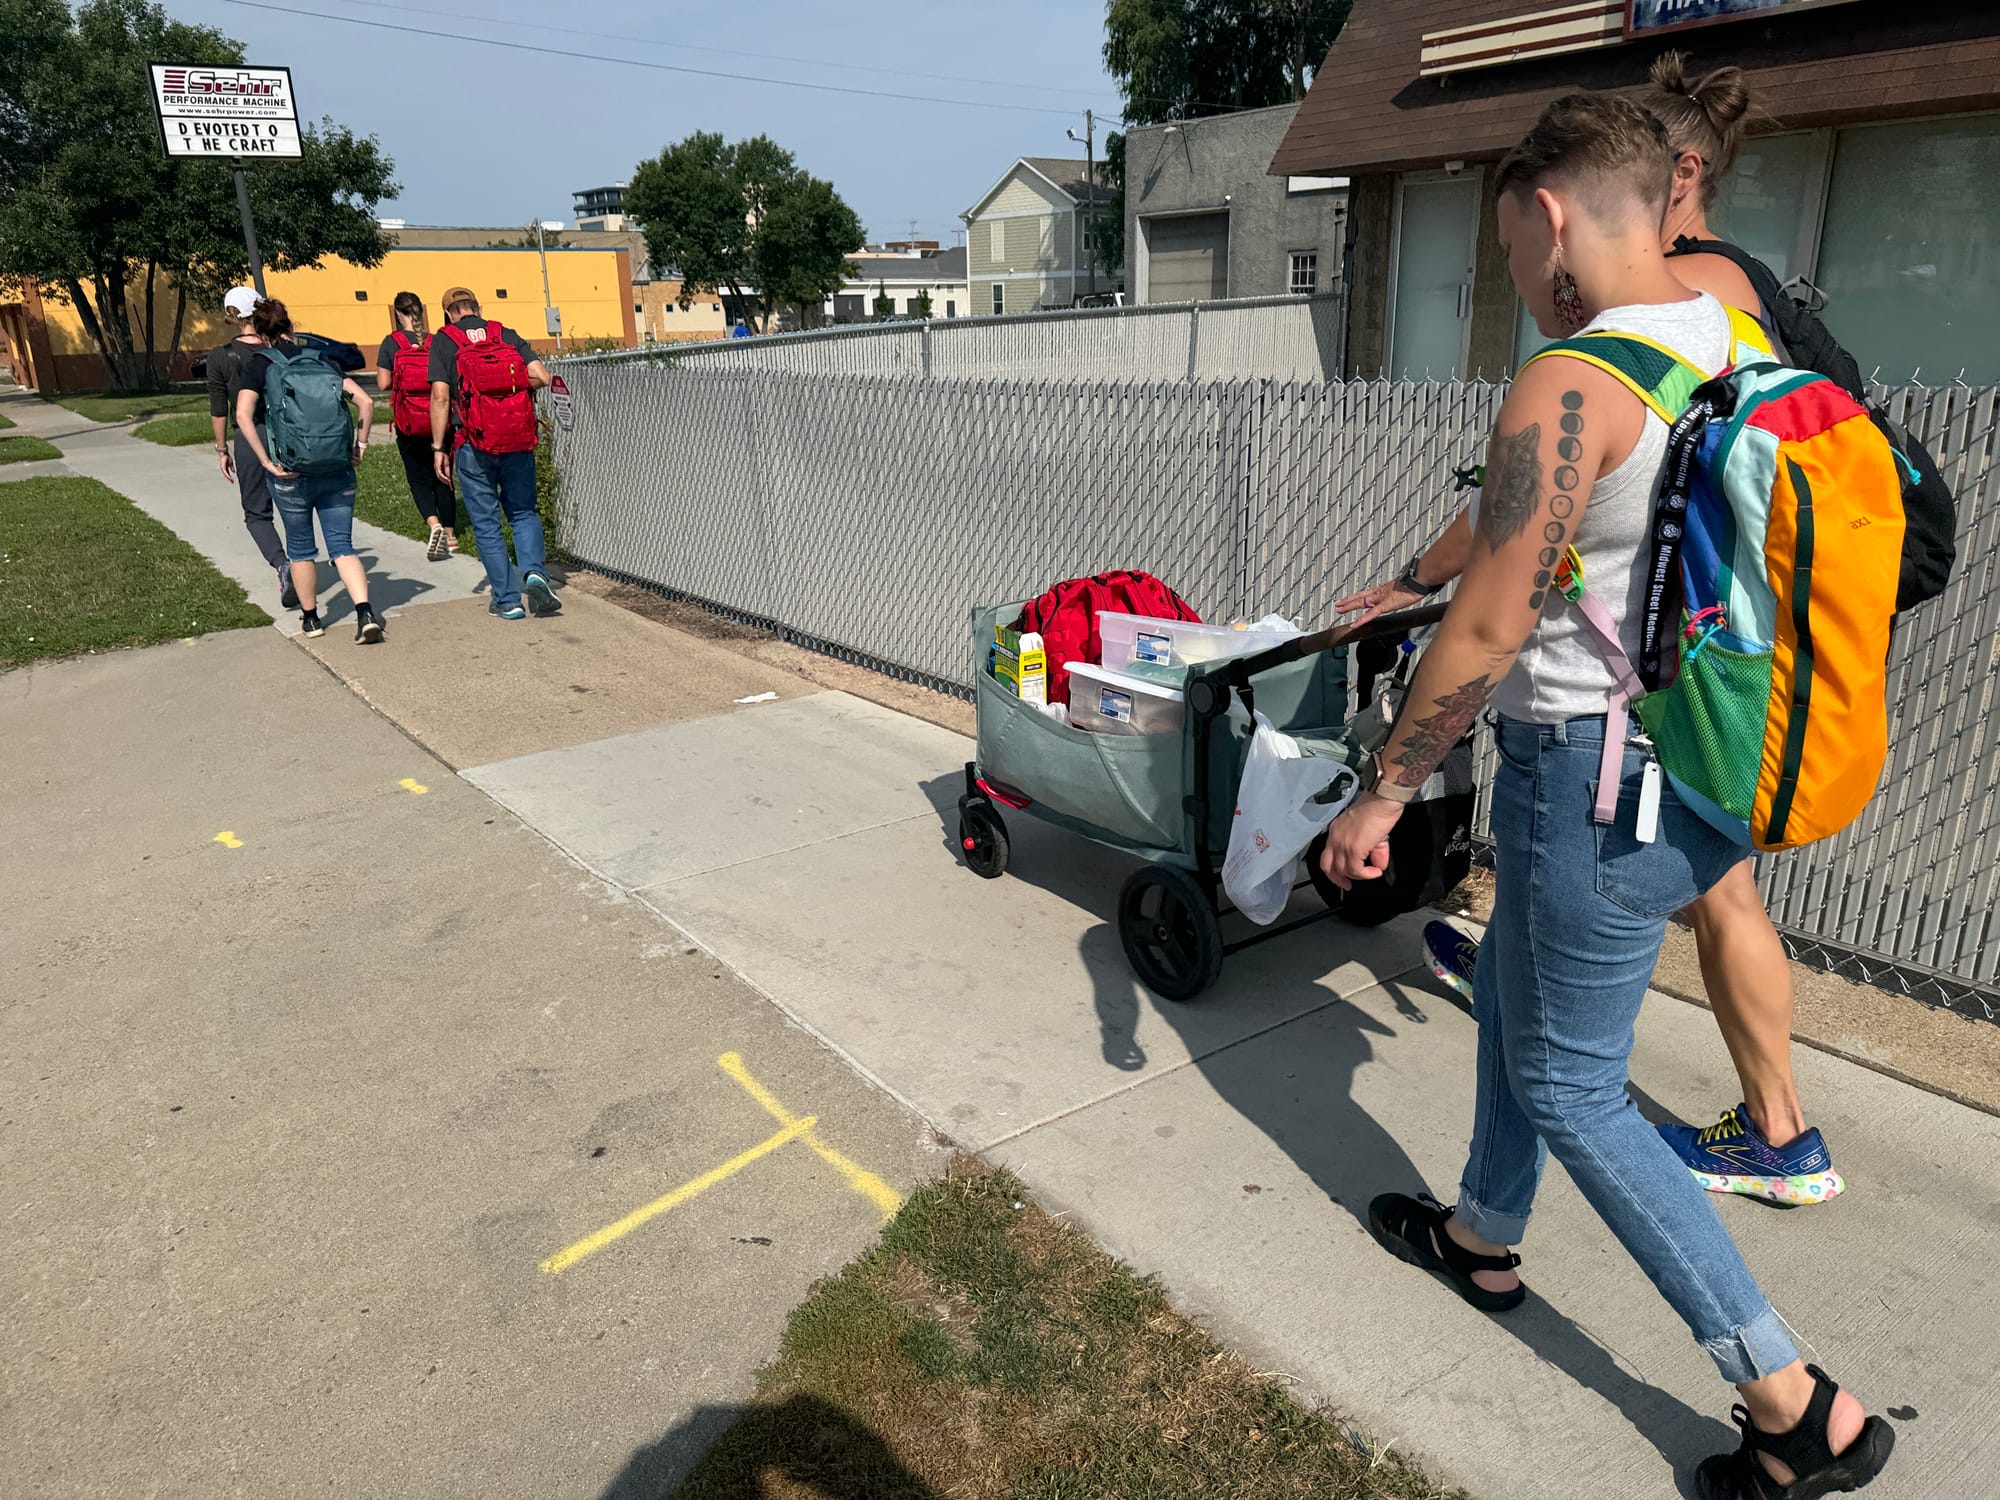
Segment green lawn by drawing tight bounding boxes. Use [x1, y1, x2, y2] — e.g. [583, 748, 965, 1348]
[0, 476, 269, 669]
[0, 435, 61, 464]
[672, 1160, 1460, 1500]
[54, 390, 209, 425]
[133, 413, 214, 447]
[355, 430, 565, 563]
[0, 410, 15, 429]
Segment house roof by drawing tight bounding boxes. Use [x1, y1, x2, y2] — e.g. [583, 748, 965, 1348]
[847, 246, 968, 283]
[1270, 0, 2000, 178]
[962, 157, 1114, 220]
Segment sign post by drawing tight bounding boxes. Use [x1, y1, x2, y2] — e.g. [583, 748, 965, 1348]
[150, 64, 302, 298]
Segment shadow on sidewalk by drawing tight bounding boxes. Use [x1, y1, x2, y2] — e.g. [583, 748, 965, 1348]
[604, 1394, 939, 1500]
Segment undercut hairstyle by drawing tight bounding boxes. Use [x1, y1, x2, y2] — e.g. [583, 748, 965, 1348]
[1496, 92, 1676, 222]
[1635, 51, 1754, 208]
[250, 297, 293, 341]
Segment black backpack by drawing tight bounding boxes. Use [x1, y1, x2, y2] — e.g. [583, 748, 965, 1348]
[1668, 236, 1955, 612]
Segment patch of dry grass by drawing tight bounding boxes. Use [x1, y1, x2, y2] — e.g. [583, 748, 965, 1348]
[670, 1158, 1462, 1500]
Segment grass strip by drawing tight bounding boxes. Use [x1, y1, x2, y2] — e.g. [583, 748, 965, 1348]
[133, 413, 213, 447]
[54, 390, 208, 424]
[0, 476, 269, 669]
[670, 1159, 1461, 1500]
[0, 435, 61, 464]
[0, 410, 15, 429]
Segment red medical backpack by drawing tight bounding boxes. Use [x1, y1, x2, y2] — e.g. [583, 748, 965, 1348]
[444, 321, 538, 453]
[1019, 570, 1201, 706]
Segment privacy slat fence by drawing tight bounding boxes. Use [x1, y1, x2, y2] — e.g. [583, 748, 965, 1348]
[546, 341, 2000, 1022]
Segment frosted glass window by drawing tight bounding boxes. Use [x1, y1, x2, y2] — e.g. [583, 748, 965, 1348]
[1815, 116, 2000, 383]
[1708, 132, 1818, 284]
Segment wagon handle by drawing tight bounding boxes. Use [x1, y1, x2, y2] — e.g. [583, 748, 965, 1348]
[1223, 601, 1449, 684]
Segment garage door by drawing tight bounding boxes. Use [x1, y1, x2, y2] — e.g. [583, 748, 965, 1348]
[1144, 213, 1228, 302]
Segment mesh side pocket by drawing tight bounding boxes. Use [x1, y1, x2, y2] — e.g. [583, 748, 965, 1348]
[1636, 639, 1772, 822]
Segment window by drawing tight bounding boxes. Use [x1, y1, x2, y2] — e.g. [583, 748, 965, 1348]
[495, 288, 508, 299]
[1708, 131, 1821, 284]
[634, 303, 642, 313]
[990, 219, 1004, 260]
[946, 300, 956, 318]
[991, 283, 1004, 315]
[1815, 115, 2000, 383]
[353, 290, 368, 302]
[1289, 251, 1318, 295]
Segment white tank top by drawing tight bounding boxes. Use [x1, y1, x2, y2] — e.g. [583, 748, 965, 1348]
[1489, 292, 1734, 724]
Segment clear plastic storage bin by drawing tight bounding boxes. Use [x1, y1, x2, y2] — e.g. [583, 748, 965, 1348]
[1098, 612, 1296, 672]
[1065, 661, 1186, 736]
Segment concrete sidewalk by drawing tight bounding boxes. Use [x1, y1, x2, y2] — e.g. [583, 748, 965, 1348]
[466, 686, 2000, 1500]
[0, 392, 483, 631]
[0, 631, 941, 1499]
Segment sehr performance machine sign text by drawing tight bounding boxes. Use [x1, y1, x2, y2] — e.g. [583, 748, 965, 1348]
[149, 63, 301, 158]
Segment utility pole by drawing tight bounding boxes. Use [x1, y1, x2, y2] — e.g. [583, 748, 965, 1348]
[1067, 109, 1097, 298]
[533, 218, 560, 353]
[235, 168, 266, 297]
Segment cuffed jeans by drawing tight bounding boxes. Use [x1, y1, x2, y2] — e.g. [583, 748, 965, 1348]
[453, 445, 543, 612]
[1457, 713, 1799, 1385]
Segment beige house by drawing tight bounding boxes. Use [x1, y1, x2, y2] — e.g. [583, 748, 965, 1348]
[962, 157, 1120, 316]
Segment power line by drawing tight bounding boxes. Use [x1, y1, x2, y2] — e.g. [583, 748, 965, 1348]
[332, 0, 1124, 105]
[215, 0, 1087, 117]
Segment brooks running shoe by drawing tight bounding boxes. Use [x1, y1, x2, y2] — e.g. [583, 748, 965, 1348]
[1423, 920, 1477, 1003]
[1657, 1104, 1845, 1207]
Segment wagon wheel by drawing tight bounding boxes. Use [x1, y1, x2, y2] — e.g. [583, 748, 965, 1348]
[1118, 864, 1225, 1001]
[957, 798, 1009, 879]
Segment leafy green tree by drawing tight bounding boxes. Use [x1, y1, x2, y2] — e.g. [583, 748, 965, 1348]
[1099, 0, 1350, 278]
[0, 0, 396, 390]
[871, 281, 893, 319]
[910, 289, 933, 320]
[627, 132, 861, 332]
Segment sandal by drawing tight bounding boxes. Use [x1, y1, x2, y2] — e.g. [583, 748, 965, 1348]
[1368, 1191, 1526, 1312]
[1697, 1365, 1896, 1500]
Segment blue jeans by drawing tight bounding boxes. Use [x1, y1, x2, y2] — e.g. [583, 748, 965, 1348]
[269, 468, 357, 562]
[1457, 713, 1799, 1385]
[454, 446, 544, 612]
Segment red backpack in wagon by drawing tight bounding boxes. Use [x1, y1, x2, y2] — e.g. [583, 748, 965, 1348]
[1019, 570, 1201, 706]
[444, 321, 538, 454]
[387, 330, 433, 437]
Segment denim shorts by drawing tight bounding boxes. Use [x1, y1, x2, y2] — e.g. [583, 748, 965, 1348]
[269, 468, 358, 563]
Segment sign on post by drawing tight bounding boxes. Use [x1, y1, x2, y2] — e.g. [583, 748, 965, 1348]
[150, 64, 301, 158]
[549, 374, 575, 432]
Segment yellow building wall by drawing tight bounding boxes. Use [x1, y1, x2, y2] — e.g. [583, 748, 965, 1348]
[31, 245, 636, 385]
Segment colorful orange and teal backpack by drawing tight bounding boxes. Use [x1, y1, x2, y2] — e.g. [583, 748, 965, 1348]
[1523, 314, 1906, 851]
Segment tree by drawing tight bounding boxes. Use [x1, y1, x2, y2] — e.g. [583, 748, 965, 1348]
[627, 132, 862, 333]
[872, 282, 893, 319]
[0, 0, 396, 390]
[910, 289, 933, 320]
[1099, 0, 1351, 277]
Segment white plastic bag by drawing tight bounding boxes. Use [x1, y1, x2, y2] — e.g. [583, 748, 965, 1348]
[1221, 712, 1360, 926]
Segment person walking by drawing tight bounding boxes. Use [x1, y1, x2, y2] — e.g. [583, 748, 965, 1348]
[1319, 94, 1895, 1500]
[233, 298, 384, 644]
[376, 292, 459, 561]
[206, 286, 297, 611]
[1338, 55, 1845, 1211]
[427, 287, 559, 621]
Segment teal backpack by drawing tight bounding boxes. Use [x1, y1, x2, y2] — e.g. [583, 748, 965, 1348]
[261, 345, 353, 475]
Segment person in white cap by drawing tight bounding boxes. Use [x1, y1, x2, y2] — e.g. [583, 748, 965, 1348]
[207, 285, 296, 609]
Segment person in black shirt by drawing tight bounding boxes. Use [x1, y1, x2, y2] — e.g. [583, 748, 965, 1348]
[206, 285, 295, 609]
[375, 291, 459, 560]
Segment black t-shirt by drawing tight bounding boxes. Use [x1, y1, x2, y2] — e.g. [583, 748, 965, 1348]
[241, 339, 355, 437]
[207, 336, 263, 424]
[427, 315, 539, 404]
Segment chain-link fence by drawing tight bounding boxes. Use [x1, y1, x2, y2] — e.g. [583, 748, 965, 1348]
[545, 356, 2000, 1021]
[588, 293, 1347, 384]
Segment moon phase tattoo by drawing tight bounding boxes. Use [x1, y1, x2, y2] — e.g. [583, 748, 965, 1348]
[1534, 392, 1585, 606]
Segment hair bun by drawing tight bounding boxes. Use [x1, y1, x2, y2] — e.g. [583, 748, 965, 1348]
[1649, 50, 1749, 131]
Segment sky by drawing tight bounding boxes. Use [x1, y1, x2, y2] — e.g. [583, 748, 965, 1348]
[167, 0, 1126, 243]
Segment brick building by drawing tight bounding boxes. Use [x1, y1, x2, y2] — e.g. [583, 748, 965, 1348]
[1271, 0, 2000, 381]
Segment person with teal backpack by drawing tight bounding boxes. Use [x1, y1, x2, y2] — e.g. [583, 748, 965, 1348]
[234, 298, 385, 643]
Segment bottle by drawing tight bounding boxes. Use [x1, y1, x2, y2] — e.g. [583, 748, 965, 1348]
[1015, 632, 1047, 705]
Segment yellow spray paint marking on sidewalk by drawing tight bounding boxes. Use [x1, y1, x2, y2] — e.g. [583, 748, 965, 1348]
[212, 831, 243, 849]
[539, 1115, 818, 1275]
[717, 1052, 903, 1219]
[399, 778, 428, 795]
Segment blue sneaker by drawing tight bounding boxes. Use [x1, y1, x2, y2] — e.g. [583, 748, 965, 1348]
[493, 603, 526, 621]
[1657, 1105, 1845, 1207]
[523, 571, 561, 616]
[1424, 920, 1477, 1003]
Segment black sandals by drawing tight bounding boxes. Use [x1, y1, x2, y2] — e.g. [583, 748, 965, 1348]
[1367, 1191, 1527, 1312]
[1697, 1365, 1896, 1500]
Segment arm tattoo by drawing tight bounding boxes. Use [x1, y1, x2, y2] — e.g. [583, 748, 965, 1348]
[1476, 423, 1541, 551]
[1529, 391, 1586, 610]
[1390, 673, 1494, 787]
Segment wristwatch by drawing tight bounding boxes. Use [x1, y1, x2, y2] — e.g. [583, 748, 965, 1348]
[1360, 749, 1422, 804]
[1393, 551, 1444, 598]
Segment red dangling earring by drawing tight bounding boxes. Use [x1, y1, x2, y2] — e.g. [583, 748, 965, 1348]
[1552, 244, 1587, 333]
